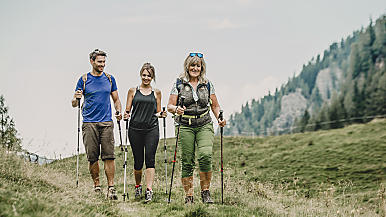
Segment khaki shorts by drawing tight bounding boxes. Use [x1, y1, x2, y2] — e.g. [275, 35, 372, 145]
[82, 121, 115, 162]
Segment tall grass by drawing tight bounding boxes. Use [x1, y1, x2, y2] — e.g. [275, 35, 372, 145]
[0, 119, 385, 216]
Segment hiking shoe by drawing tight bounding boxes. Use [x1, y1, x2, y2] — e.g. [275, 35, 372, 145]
[144, 189, 153, 203]
[94, 186, 102, 193]
[201, 190, 213, 204]
[135, 185, 142, 199]
[107, 186, 118, 200]
[185, 196, 194, 204]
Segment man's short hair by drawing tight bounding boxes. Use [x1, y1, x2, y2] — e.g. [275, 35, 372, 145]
[89, 49, 107, 61]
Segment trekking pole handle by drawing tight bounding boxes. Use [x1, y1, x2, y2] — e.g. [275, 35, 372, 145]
[178, 96, 185, 122]
[162, 107, 166, 124]
[219, 110, 223, 121]
[77, 98, 80, 108]
[116, 111, 121, 124]
[124, 110, 130, 120]
[179, 96, 185, 107]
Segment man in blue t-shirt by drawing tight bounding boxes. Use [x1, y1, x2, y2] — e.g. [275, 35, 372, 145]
[71, 49, 122, 200]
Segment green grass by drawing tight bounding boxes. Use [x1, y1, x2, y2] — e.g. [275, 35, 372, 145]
[1, 119, 385, 216]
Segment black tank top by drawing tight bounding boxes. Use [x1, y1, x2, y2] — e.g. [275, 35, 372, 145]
[129, 87, 158, 130]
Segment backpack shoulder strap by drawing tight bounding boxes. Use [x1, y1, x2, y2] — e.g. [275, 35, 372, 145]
[176, 78, 183, 93]
[176, 78, 183, 106]
[82, 73, 113, 92]
[206, 80, 212, 105]
[104, 72, 112, 86]
[206, 81, 211, 96]
[82, 73, 88, 92]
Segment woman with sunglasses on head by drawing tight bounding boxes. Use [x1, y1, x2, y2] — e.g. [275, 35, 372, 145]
[124, 63, 167, 203]
[167, 53, 226, 204]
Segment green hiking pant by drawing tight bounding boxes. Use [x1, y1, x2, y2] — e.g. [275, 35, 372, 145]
[176, 123, 214, 178]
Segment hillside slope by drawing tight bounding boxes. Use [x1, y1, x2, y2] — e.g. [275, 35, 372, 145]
[1, 119, 385, 216]
[226, 15, 386, 136]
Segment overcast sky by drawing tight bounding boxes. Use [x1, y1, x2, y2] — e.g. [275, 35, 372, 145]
[1, 0, 385, 158]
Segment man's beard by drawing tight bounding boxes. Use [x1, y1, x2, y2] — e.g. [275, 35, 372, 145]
[94, 66, 104, 73]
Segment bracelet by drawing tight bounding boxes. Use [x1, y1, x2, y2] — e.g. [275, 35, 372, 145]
[175, 106, 178, 114]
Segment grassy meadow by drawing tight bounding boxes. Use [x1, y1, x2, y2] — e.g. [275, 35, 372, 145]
[0, 119, 385, 216]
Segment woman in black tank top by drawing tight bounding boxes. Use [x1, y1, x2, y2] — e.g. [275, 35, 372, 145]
[124, 63, 167, 202]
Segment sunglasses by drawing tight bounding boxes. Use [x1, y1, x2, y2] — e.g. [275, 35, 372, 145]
[189, 53, 203, 58]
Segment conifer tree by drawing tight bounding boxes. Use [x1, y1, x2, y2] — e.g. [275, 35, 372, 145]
[0, 95, 22, 151]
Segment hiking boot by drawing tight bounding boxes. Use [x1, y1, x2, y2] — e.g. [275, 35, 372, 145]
[201, 190, 213, 204]
[185, 196, 194, 204]
[107, 186, 118, 200]
[94, 186, 102, 193]
[135, 185, 142, 199]
[144, 188, 153, 203]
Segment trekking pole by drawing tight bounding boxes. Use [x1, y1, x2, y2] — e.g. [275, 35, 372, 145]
[76, 98, 80, 188]
[168, 96, 185, 203]
[116, 111, 123, 151]
[219, 110, 224, 204]
[162, 107, 168, 194]
[117, 111, 128, 201]
[122, 111, 129, 201]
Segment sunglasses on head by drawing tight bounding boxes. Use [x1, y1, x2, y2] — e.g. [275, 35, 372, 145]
[189, 53, 203, 58]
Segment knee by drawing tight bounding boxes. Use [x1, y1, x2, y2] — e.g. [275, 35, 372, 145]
[181, 165, 194, 178]
[198, 146, 212, 161]
[145, 157, 155, 169]
[89, 159, 98, 165]
[134, 163, 143, 171]
[198, 148, 212, 172]
[181, 159, 195, 178]
[134, 158, 144, 170]
[145, 150, 156, 168]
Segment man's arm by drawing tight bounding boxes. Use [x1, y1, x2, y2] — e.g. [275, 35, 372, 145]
[71, 90, 82, 107]
[111, 90, 122, 121]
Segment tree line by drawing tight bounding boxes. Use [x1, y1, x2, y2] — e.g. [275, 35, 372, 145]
[225, 15, 386, 136]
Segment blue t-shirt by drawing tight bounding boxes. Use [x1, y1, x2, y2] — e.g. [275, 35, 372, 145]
[75, 72, 118, 123]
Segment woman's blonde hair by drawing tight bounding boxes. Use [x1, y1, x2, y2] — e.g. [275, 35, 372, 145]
[140, 62, 156, 82]
[179, 54, 207, 83]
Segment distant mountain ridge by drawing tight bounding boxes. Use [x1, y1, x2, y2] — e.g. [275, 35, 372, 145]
[225, 15, 386, 136]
